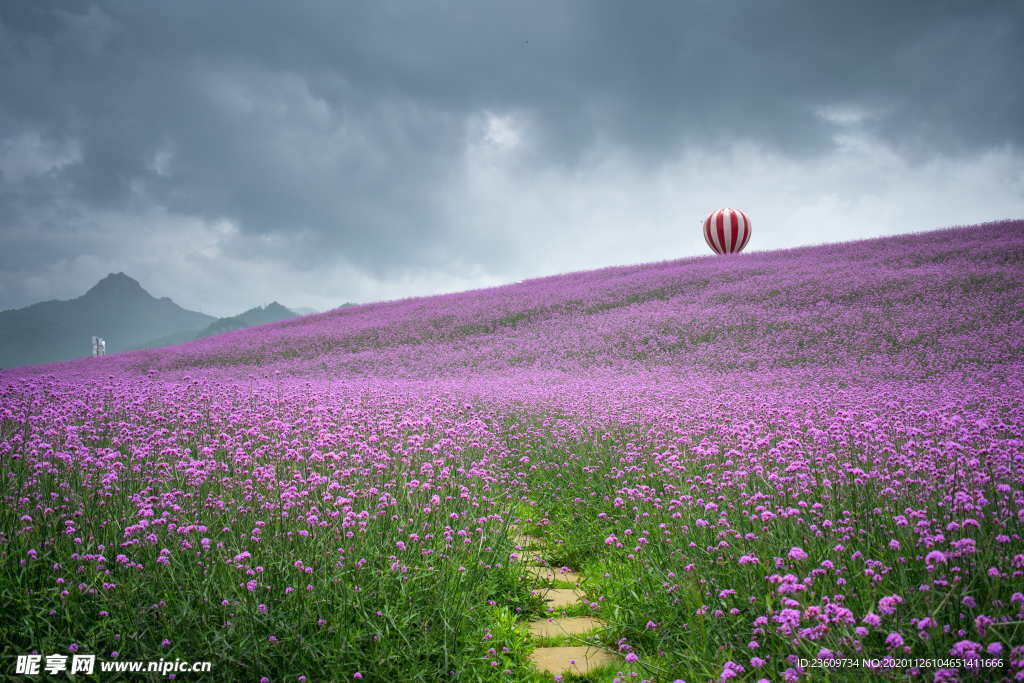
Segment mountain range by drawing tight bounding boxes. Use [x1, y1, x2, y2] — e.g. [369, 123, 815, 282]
[134, 301, 300, 350]
[0, 273, 307, 369]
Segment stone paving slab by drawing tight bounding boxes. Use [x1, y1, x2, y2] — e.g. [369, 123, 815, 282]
[531, 587, 582, 608]
[527, 616, 606, 638]
[526, 566, 582, 584]
[528, 646, 617, 675]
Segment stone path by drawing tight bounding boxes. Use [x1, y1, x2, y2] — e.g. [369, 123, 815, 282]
[532, 587, 583, 609]
[527, 616, 606, 638]
[530, 647, 618, 676]
[525, 566, 583, 585]
[511, 529, 619, 677]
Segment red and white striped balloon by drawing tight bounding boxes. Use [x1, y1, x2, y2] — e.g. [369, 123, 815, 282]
[702, 208, 751, 254]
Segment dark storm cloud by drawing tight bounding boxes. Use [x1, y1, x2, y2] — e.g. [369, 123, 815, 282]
[0, 0, 1021, 313]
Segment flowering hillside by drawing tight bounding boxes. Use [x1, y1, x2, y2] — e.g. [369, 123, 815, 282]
[2, 220, 1023, 681]
[94, 220, 1022, 382]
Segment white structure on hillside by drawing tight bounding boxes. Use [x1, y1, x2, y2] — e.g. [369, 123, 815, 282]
[91, 336, 107, 357]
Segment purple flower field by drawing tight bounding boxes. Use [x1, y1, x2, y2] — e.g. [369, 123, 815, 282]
[2, 220, 1023, 681]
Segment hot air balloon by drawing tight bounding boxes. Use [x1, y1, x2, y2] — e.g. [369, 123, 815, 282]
[702, 208, 751, 254]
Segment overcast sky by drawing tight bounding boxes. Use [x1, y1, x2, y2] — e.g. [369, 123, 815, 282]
[1, 1, 1022, 316]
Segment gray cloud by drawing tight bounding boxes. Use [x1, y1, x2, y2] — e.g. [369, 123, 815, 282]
[0, 0, 1022, 315]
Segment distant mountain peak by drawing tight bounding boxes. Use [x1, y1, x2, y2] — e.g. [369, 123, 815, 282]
[84, 272, 148, 298]
[0, 272, 215, 368]
[193, 302, 298, 340]
[100, 272, 136, 285]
